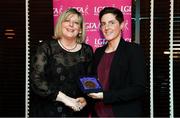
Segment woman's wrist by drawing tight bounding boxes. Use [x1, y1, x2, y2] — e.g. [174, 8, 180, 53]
[56, 91, 67, 102]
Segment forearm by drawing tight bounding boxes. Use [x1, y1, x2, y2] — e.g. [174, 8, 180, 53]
[56, 91, 87, 111]
[31, 75, 59, 101]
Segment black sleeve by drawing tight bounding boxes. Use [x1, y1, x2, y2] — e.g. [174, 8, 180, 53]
[30, 41, 58, 101]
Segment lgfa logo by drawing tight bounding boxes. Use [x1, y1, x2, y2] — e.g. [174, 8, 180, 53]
[94, 38, 107, 45]
[71, 5, 89, 15]
[120, 6, 131, 13]
[53, 6, 63, 16]
[85, 22, 100, 31]
[93, 6, 106, 15]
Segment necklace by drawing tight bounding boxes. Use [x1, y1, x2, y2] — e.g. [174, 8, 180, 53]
[58, 40, 78, 51]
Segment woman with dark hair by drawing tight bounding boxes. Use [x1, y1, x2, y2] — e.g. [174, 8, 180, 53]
[88, 7, 146, 117]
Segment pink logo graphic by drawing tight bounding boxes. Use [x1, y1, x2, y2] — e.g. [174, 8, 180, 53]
[53, 0, 132, 51]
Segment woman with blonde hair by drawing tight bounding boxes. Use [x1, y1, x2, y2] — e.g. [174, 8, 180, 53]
[30, 8, 93, 117]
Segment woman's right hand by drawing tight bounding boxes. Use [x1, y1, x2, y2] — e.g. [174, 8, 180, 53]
[56, 91, 81, 112]
[88, 92, 103, 99]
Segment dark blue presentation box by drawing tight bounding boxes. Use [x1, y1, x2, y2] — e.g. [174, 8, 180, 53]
[78, 76, 103, 93]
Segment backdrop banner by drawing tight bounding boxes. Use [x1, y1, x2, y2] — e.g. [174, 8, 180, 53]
[53, 0, 132, 51]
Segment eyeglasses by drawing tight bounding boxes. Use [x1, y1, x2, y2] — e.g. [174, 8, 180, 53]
[100, 20, 118, 28]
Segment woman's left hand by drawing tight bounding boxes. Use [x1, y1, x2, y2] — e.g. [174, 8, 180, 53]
[76, 97, 87, 110]
[88, 92, 103, 99]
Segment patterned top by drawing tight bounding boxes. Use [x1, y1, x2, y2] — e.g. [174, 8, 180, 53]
[30, 39, 93, 117]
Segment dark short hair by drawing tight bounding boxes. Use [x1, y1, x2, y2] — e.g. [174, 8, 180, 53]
[99, 7, 124, 24]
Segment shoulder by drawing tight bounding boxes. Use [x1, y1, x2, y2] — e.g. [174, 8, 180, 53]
[81, 43, 94, 60]
[38, 39, 56, 47]
[36, 39, 57, 55]
[124, 41, 144, 59]
[122, 40, 143, 52]
[130, 42, 143, 52]
[82, 43, 93, 49]
[95, 45, 107, 54]
[82, 43, 93, 53]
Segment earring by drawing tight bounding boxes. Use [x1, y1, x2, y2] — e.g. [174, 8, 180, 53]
[78, 32, 82, 37]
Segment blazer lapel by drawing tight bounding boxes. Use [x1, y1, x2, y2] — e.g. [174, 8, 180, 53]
[109, 38, 127, 83]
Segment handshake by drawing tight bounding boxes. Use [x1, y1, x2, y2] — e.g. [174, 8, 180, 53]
[56, 91, 87, 112]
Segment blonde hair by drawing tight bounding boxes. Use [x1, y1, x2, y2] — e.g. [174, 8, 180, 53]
[54, 8, 85, 43]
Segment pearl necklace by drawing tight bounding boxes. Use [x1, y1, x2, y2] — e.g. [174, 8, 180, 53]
[58, 40, 77, 51]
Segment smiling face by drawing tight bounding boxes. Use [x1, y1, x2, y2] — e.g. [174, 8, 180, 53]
[54, 8, 85, 43]
[61, 14, 81, 40]
[100, 13, 124, 42]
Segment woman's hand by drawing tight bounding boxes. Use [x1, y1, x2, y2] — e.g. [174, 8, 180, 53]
[76, 97, 87, 110]
[88, 92, 103, 99]
[56, 91, 82, 112]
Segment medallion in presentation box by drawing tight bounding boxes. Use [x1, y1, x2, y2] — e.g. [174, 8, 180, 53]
[78, 76, 102, 93]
